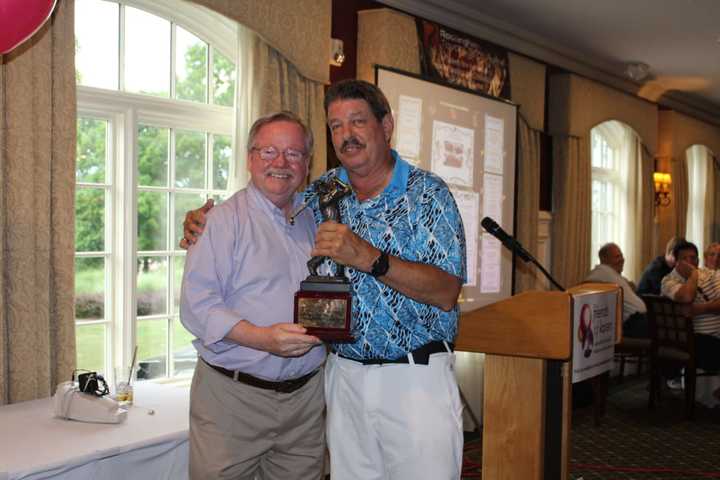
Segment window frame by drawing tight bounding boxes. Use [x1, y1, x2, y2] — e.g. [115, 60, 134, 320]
[75, 0, 238, 382]
[590, 124, 624, 266]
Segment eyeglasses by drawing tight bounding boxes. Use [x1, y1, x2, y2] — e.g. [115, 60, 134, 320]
[251, 146, 307, 164]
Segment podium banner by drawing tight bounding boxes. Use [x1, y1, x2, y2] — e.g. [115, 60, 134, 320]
[571, 291, 618, 383]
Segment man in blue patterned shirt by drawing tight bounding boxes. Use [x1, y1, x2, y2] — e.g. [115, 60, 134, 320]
[181, 81, 467, 479]
[313, 80, 466, 480]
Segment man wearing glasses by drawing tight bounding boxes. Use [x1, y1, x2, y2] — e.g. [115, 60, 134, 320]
[180, 111, 325, 480]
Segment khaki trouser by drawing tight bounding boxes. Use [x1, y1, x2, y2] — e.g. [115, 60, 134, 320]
[189, 359, 325, 480]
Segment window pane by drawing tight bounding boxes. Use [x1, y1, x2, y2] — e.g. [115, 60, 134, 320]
[124, 7, 170, 97]
[137, 319, 168, 379]
[77, 118, 108, 183]
[138, 125, 169, 187]
[76, 323, 107, 375]
[137, 256, 168, 316]
[211, 193, 227, 205]
[175, 130, 206, 188]
[137, 191, 168, 251]
[172, 255, 185, 313]
[76, 188, 105, 252]
[176, 27, 208, 103]
[173, 317, 196, 377]
[174, 193, 205, 250]
[75, 257, 105, 320]
[212, 48, 236, 107]
[212, 134, 231, 190]
[75, 0, 119, 89]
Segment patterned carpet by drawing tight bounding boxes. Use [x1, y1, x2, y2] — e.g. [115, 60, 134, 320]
[462, 377, 720, 479]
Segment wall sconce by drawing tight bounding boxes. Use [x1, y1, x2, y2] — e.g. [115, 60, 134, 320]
[330, 38, 345, 67]
[653, 172, 672, 206]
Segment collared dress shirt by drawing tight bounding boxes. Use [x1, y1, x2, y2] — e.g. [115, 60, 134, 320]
[180, 183, 325, 381]
[309, 150, 467, 360]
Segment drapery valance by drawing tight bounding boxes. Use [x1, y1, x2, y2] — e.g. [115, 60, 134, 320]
[188, 0, 331, 85]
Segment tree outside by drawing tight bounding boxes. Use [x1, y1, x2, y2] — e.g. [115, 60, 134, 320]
[75, 35, 235, 376]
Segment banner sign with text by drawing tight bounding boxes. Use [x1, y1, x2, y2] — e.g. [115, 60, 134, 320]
[417, 19, 511, 100]
[571, 291, 618, 383]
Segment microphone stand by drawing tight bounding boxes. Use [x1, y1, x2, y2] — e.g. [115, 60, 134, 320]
[486, 231, 565, 291]
[516, 250, 565, 292]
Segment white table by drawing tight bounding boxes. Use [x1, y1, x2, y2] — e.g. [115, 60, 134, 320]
[0, 382, 190, 480]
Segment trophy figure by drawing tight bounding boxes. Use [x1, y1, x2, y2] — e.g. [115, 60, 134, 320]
[293, 177, 354, 342]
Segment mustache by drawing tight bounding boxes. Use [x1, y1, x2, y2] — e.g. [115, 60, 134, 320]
[340, 137, 365, 153]
[266, 168, 294, 177]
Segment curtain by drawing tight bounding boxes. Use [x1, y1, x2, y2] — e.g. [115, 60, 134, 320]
[187, 0, 330, 84]
[673, 155, 689, 238]
[0, 0, 76, 404]
[639, 144, 655, 270]
[685, 146, 714, 255]
[551, 135, 591, 289]
[514, 116, 542, 292]
[229, 24, 326, 190]
[252, 38, 327, 182]
[704, 155, 715, 250]
[618, 130, 641, 281]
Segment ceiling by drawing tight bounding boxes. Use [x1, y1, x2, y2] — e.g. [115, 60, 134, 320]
[380, 0, 720, 125]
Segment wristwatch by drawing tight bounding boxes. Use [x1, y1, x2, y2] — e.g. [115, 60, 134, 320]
[370, 251, 390, 278]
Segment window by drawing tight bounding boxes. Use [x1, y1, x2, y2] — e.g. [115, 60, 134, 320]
[686, 144, 715, 257]
[590, 121, 642, 280]
[74, 0, 238, 381]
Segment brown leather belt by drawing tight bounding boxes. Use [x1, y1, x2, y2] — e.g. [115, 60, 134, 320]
[203, 359, 319, 393]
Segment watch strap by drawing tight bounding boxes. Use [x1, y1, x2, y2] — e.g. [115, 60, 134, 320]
[370, 251, 390, 278]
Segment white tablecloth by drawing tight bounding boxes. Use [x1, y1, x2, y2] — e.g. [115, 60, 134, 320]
[0, 382, 190, 480]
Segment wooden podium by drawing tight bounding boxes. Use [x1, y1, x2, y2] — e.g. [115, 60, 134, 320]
[456, 283, 621, 480]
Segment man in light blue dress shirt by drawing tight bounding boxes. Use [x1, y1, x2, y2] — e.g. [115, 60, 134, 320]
[180, 112, 325, 480]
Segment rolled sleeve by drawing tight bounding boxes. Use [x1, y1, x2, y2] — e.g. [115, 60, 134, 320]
[180, 206, 243, 353]
[660, 273, 682, 300]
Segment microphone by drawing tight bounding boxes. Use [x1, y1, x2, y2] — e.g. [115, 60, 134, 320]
[480, 216, 565, 291]
[480, 217, 532, 263]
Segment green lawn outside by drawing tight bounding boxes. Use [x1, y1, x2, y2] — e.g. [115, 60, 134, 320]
[76, 316, 196, 378]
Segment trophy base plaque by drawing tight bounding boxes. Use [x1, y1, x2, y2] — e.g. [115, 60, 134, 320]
[294, 277, 353, 342]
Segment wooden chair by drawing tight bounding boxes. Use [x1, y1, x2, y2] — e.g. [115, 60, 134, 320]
[642, 294, 718, 419]
[614, 336, 651, 382]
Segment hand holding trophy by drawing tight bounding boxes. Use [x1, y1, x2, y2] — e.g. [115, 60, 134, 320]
[293, 176, 354, 342]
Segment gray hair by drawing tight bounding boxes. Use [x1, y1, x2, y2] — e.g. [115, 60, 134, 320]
[246, 111, 314, 156]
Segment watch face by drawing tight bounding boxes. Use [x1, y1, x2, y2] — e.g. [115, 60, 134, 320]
[372, 252, 389, 277]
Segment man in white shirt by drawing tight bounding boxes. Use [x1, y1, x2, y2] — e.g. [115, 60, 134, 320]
[660, 240, 720, 397]
[704, 242, 720, 270]
[585, 242, 647, 337]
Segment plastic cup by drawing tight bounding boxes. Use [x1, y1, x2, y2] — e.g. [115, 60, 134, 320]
[114, 366, 135, 406]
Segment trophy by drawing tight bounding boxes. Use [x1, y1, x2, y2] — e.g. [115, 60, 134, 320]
[292, 177, 354, 342]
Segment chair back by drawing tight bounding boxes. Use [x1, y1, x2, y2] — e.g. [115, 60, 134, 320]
[640, 294, 720, 419]
[641, 294, 694, 367]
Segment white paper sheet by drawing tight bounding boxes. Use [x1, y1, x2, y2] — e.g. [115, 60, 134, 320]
[431, 120, 474, 187]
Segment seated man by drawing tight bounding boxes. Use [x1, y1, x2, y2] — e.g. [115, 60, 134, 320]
[637, 236, 682, 295]
[704, 242, 720, 270]
[661, 240, 720, 379]
[585, 242, 647, 338]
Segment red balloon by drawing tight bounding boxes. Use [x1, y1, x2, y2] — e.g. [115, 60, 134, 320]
[0, 0, 57, 55]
